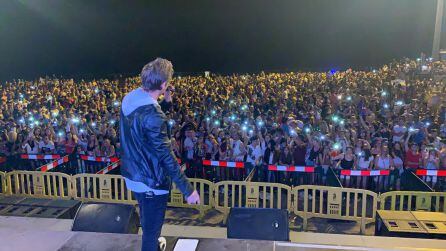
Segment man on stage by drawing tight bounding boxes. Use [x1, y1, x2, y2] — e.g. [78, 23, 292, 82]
[120, 58, 200, 251]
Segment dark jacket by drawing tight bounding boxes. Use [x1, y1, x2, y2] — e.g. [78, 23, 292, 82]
[120, 88, 193, 197]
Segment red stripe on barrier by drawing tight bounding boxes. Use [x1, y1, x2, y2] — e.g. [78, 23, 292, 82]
[0, 157, 6, 164]
[381, 170, 390, 176]
[416, 169, 427, 176]
[38, 156, 69, 172]
[362, 170, 371, 176]
[416, 169, 446, 177]
[80, 155, 119, 163]
[21, 154, 61, 160]
[268, 165, 277, 171]
[202, 160, 244, 168]
[341, 169, 389, 176]
[96, 161, 120, 174]
[305, 166, 315, 172]
[268, 165, 314, 172]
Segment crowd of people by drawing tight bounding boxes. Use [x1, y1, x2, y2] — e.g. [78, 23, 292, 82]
[1, 57, 446, 191]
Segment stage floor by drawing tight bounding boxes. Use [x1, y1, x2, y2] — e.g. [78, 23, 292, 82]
[0, 216, 445, 251]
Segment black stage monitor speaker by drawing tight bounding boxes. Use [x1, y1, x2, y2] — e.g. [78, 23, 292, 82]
[72, 202, 139, 234]
[227, 207, 289, 241]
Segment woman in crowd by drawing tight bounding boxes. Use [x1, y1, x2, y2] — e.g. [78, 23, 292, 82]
[356, 141, 374, 189]
[334, 146, 356, 187]
[374, 145, 394, 192]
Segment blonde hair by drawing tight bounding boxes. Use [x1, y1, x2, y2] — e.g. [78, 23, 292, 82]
[141, 58, 174, 90]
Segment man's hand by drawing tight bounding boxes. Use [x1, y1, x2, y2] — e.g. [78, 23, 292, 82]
[186, 190, 200, 205]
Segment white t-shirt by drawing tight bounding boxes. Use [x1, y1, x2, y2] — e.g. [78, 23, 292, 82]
[392, 125, 407, 143]
[184, 137, 195, 160]
[393, 157, 403, 168]
[358, 156, 374, 169]
[232, 140, 244, 161]
[440, 124, 446, 138]
[38, 141, 55, 153]
[246, 145, 263, 165]
[22, 142, 39, 154]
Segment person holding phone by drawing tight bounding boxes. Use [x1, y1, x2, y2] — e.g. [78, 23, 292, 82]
[120, 58, 200, 251]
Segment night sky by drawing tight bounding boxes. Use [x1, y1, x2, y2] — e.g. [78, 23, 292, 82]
[0, 0, 439, 81]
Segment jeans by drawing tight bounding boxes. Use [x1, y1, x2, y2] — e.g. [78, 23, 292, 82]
[135, 192, 169, 251]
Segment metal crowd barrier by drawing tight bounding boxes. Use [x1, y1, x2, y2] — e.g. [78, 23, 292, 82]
[0, 169, 445, 230]
[292, 185, 378, 234]
[0, 171, 5, 194]
[78, 155, 120, 174]
[326, 166, 343, 187]
[415, 169, 446, 190]
[169, 177, 214, 217]
[20, 154, 61, 171]
[72, 173, 135, 204]
[337, 169, 391, 192]
[5, 171, 72, 199]
[401, 170, 434, 192]
[202, 160, 245, 182]
[267, 164, 316, 185]
[213, 181, 292, 219]
[379, 191, 446, 212]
